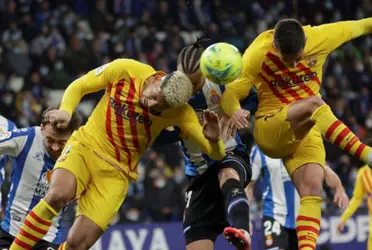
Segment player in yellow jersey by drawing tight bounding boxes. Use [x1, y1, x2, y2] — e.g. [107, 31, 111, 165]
[221, 18, 372, 250]
[337, 165, 372, 249]
[10, 59, 226, 250]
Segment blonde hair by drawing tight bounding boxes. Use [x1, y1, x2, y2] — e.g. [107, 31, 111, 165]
[160, 71, 193, 108]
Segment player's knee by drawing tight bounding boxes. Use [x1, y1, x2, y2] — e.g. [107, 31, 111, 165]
[298, 176, 323, 197]
[65, 235, 91, 250]
[304, 96, 325, 113]
[44, 188, 71, 211]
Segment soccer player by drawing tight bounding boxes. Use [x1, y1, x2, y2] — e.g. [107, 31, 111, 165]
[0, 115, 17, 214]
[221, 18, 372, 249]
[247, 145, 349, 250]
[337, 165, 372, 249]
[0, 108, 81, 250]
[154, 38, 258, 250]
[10, 59, 226, 250]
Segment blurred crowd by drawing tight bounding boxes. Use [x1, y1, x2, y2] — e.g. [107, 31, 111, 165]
[0, 0, 372, 226]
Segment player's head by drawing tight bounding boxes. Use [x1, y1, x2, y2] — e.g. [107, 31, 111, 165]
[141, 71, 193, 112]
[177, 37, 209, 94]
[41, 107, 82, 160]
[273, 19, 306, 67]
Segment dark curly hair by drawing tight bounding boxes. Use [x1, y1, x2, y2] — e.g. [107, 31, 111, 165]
[177, 37, 210, 74]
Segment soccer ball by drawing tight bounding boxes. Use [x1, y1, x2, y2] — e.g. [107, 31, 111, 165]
[200, 42, 243, 85]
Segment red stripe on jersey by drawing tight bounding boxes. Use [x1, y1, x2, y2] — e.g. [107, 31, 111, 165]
[127, 78, 140, 160]
[296, 62, 321, 86]
[261, 62, 302, 100]
[115, 80, 132, 170]
[106, 89, 121, 161]
[362, 171, 372, 192]
[259, 73, 291, 104]
[344, 136, 358, 152]
[266, 52, 315, 96]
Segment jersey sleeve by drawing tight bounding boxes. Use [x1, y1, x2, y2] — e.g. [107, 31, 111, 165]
[221, 44, 261, 117]
[340, 167, 367, 222]
[241, 87, 258, 116]
[0, 129, 29, 157]
[250, 146, 263, 181]
[314, 18, 372, 54]
[176, 105, 226, 161]
[60, 59, 135, 115]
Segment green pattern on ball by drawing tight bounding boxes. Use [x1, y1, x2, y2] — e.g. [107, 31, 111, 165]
[200, 42, 243, 85]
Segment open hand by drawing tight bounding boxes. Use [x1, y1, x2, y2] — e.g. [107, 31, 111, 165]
[203, 110, 221, 143]
[46, 110, 71, 129]
[219, 114, 237, 140]
[333, 188, 349, 210]
[336, 221, 345, 234]
[231, 109, 250, 129]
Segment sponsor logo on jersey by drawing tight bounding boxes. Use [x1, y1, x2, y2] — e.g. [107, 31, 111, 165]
[270, 72, 318, 89]
[34, 172, 50, 197]
[0, 131, 11, 141]
[95, 63, 110, 76]
[110, 97, 152, 126]
[209, 90, 221, 104]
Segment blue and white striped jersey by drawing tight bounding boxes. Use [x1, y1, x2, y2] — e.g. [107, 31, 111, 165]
[0, 126, 63, 244]
[250, 145, 300, 229]
[182, 79, 256, 176]
[0, 115, 17, 210]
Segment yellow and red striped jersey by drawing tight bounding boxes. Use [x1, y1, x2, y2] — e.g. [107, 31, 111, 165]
[222, 18, 372, 118]
[60, 59, 225, 180]
[340, 165, 372, 222]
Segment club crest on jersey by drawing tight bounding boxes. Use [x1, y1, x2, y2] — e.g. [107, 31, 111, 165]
[209, 90, 221, 104]
[306, 56, 317, 67]
[57, 145, 71, 162]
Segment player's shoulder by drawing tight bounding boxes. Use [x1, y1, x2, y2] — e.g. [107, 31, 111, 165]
[0, 127, 32, 143]
[242, 30, 272, 71]
[359, 165, 371, 175]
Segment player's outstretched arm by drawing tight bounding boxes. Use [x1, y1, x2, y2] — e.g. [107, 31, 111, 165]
[337, 167, 367, 233]
[60, 59, 131, 116]
[316, 18, 372, 53]
[221, 47, 259, 129]
[177, 105, 225, 160]
[324, 166, 349, 209]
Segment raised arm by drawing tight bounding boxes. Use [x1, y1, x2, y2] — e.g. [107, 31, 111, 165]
[315, 18, 372, 54]
[60, 59, 132, 116]
[177, 105, 225, 161]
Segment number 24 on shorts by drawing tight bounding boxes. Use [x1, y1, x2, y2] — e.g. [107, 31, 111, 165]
[264, 220, 281, 236]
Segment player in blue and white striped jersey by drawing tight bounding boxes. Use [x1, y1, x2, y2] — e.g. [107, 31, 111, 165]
[0, 115, 17, 213]
[247, 145, 349, 250]
[0, 108, 81, 250]
[154, 39, 257, 250]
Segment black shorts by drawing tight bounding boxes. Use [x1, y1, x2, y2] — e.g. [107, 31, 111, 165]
[0, 228, 59, 250]
[183, 150, 252, 245]
[263, 216, 298, 250]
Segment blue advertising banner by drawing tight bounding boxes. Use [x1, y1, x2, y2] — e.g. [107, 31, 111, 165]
[88, 214, 369, 250]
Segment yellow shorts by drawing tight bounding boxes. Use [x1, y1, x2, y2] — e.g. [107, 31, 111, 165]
[55, 137, 129, 231]
[254, 105, 325, 176]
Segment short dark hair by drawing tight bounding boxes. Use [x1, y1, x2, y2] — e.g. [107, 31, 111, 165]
[274, 19, 305, 55]
[177, 37, 209, 74]
[41, 106, 82, 135]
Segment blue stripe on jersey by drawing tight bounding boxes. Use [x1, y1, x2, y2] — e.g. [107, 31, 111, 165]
[250, 145, 258, 164]
[219, 85, 226, 92]
[261, 150, 274, 218]
[2, 128, 35, 232]
[7, 120, 16, 131]
[181, 140, 198, 177]
[283, 180, 295, 229]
